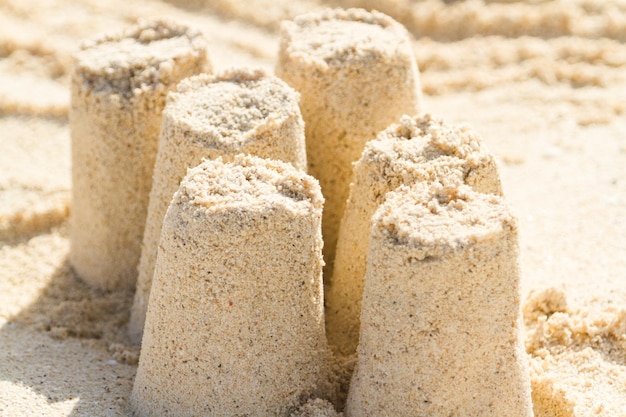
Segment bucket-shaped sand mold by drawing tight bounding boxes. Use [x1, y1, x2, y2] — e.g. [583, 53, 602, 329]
[128, 68, 307, 343]
[131, 155, 331, 417]
[275, 8, 422, 278]
[345, 183, 533, 417]
[69, 19, 210, 290]
[327, 114, 502, 357]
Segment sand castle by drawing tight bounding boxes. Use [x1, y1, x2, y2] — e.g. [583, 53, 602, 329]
[70, 20, 210, 290]
[326, 114, 502, 356]
[61, 9, 536, 417]
[131, 156, 331, 417]
[346, 183, 533, 416]
[128, 68, 306, 343]
[7, 1, 626, 416]
[275, 8, 422, 276]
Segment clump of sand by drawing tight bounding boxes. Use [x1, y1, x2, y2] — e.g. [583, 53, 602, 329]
[525, 287, 626, 416]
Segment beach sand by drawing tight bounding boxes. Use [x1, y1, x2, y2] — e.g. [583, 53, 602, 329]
[1, 0, 626, 415]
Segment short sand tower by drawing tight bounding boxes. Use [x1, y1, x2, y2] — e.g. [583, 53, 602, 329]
[345, 183, 533, 417]
[70, 20, 210, 290]
[326, 114, 502, 357]
[128, 68, 307, 343]
[275, 8, 422, 276]
[131, 155, 331, 417]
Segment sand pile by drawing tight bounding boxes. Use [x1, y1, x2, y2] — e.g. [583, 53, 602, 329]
[525, 287, 626, 415]
[2, 1, 626, 416]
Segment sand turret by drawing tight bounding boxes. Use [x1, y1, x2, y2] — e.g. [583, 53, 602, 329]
[131, 155, 331, 417]
[70, 20, 210, 290]
[346, 183, 533, 417]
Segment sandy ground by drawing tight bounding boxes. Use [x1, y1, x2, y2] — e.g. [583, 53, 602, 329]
[1, 0, 626, 415]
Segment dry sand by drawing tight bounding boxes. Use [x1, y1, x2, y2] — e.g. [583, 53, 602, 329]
[1, 0, 626, 416]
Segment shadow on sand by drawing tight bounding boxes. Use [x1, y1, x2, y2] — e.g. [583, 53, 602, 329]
[0, 225, 139, 416]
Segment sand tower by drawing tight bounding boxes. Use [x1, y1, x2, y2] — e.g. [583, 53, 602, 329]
[276, 8, 422, 276]
[131, 155, 331, 417]
[326, 114, 502, 356]
[128, 68, 306, 342]
[345, 183, 533, 417]
[70, 20, 210, 290]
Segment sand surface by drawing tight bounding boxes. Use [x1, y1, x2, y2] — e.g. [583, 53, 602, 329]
[1, 0, 626, 415]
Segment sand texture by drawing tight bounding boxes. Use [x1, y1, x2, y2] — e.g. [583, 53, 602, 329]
[2, 0, 626, 416]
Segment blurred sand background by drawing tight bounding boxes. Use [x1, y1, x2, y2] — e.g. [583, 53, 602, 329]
[1, 0, 626, 415]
